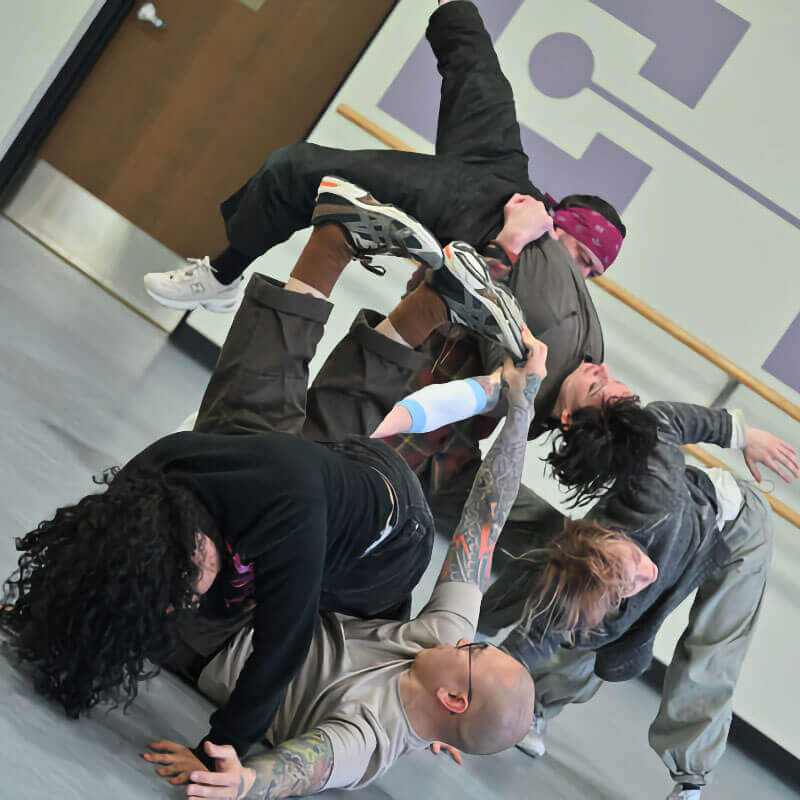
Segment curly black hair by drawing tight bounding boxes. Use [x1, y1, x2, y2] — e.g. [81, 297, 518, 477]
[556, 194, 626, 238]
[1, 468, 202, 718]
[545, 395, 658, 506]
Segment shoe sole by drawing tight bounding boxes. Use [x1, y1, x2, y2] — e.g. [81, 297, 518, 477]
[515, 741, 546, 758]
[443, 243, 525, 360]
[145, 289, 241, 313]
[314, 176, 443, 270]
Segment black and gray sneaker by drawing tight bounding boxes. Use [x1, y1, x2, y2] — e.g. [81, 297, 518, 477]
[312, 176, 443, 272]
[429, 241, 525, 360]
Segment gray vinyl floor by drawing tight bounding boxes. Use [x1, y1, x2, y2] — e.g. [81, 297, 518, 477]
[0, 215, 796, 800]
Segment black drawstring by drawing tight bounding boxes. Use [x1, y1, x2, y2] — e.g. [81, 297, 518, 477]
[357, 257, 386, 276]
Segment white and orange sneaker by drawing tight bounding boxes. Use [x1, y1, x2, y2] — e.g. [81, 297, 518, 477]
[429, 241, 526, 360]
[311, 176, 443, 272]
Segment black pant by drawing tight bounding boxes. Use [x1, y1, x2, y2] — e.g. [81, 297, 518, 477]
[218, 2, 538, 271]
[221, 143, 525, 262]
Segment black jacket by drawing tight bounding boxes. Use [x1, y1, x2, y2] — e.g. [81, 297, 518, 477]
[124, 432, 420, 759]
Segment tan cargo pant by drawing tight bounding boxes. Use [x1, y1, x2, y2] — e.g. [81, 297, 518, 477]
[531, 485, 772, 786]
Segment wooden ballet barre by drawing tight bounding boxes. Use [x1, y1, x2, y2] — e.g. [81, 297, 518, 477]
[338, 104, 415, 152]
[336, 102, 800, 427]
[684, 444, 800, 530]
[593, 276, 800, 425]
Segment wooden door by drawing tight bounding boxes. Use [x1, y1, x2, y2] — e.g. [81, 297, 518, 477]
[38, 0, 395, 257]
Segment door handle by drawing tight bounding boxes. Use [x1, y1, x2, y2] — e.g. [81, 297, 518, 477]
[137, 2, 165, 29]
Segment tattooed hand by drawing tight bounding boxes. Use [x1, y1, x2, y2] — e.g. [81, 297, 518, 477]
[184, 741, 256, 799]
[501, 326, 547, 410]
[185, 731, 334, 799]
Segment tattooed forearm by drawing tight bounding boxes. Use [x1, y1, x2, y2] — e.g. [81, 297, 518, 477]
[440, 374, 542, 591]
[243, 729, 333, 799]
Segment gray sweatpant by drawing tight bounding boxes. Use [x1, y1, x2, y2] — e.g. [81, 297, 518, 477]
[531, 485, 772, 786]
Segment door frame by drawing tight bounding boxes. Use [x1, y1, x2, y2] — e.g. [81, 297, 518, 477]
[0, 0, 134, 200]
[0, 0, 401, 202]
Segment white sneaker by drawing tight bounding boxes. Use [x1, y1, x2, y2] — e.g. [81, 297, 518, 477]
[516, 714, 546, 758]
[666, 784, 702, 800]
[144, 257, 243, 312]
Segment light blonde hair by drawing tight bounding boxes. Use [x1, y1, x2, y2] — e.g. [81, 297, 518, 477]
[520, 518, 637, 641]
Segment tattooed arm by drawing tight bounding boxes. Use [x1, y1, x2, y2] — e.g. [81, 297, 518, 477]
[185, 730, 333, 800]
[438, 328, 547, 592]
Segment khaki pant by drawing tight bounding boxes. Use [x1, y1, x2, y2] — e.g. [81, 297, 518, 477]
[531, 486, 772, 786]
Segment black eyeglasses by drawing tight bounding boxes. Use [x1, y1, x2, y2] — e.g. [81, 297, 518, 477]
[455, 641, 490, 711]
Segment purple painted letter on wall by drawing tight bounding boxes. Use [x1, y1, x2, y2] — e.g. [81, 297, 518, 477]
[378, 0, 650, 212]
[763, 313, 800, 395]
[589, 0, 750, 108]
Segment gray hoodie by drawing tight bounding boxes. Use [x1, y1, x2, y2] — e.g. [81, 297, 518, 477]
[500, 402, 737, 682]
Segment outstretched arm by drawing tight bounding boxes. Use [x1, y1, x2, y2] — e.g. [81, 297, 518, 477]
[438, 328, 547, 592]
[649, 401, 798, 484]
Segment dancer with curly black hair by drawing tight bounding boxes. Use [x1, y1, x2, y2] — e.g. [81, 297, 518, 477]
[3, 470, 202, 718]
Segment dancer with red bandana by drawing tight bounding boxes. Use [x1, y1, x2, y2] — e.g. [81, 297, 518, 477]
[144, 0, 638, 558]
[143, 0, 626, 310]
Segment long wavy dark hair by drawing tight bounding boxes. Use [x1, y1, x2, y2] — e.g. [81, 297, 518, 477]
[545, 395, 659, 506]
[1, 468, 202, 718]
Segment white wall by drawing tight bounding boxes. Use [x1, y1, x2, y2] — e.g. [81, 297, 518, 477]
[188, 0, 800, 758]
[0, 0, 103, 163]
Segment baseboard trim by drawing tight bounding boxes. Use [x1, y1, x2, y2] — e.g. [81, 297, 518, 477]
[169, 315, 221, 372]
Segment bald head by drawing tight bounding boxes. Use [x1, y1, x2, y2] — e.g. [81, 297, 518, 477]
[455, 650, 535, 754]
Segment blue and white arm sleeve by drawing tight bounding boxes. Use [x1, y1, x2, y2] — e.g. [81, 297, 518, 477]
[396, 378, 489, 433]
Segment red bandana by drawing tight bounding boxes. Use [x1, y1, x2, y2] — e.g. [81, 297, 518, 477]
[552, 206, 622, 273]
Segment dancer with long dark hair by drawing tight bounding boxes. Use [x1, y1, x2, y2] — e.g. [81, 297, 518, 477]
[2, 184, 527, 775]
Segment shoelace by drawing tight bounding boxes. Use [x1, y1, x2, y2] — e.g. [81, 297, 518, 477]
[180, 257, 217, 279]
[356, 256, 386, 276]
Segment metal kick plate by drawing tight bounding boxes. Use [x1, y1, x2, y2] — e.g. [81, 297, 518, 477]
[2, 160, 184, 333]
[237, 0, 266, 11]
